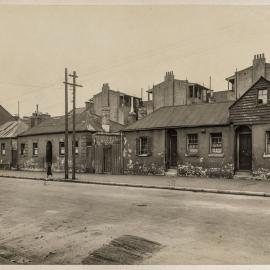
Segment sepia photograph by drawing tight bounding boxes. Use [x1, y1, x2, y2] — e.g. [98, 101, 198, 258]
[1, 0, 270, 267]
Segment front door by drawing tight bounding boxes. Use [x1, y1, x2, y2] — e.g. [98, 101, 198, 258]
[46, 141, 53, 164]
[168, 130, 177, 168]
[239, 133, 252, 170]
[103, 146, 112, 173]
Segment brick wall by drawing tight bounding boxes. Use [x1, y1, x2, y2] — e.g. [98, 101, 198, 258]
[17, 132, 92, 172]
[0, 138, 12, 168]
[123, 129, 166, 175]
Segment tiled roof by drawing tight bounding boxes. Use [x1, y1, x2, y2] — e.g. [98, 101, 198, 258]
[19, 110, 123, 137]
[0, 120, 29, 138]
[124, 101, 233, 131]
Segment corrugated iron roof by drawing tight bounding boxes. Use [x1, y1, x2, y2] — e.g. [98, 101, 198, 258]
[19, 110, 123, 137]
[0, 120, 29, 138]
[124, 101, 233, 131]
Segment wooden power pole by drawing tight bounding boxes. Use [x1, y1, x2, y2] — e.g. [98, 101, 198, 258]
[63, 69, 83, 180]
[63, 68, 69, 179]
[68, 71, 83, 180]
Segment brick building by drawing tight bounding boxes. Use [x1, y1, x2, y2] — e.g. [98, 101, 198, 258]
[122, 76, 270, 179]
[0, 120, 29, 169]
[123, 101, 234, 177]
[226, 53, 270, 99]
[89, 83, 142, 125]
[145, 71, 212, 115]
[17, 107, 123, 173]
[229, 76, 270, 178]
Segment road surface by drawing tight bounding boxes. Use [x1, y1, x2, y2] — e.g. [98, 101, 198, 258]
[0, 177, 270, 264]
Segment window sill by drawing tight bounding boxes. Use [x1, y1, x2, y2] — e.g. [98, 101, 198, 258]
[185, 153, 199, 157]
[208, 153, 224, 158]
[263, 153, 270, 158]
[138, 154, 150, 157]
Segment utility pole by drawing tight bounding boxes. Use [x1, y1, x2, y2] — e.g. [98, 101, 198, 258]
[18, 101, 20, 118]
[68, 71, 83, 180]
[63, 68, 69, 179]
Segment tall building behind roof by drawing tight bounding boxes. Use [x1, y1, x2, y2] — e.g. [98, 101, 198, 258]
[88, 83, 142, 125]
[145, 71, 213, 115]
[226, 53, 270, 99]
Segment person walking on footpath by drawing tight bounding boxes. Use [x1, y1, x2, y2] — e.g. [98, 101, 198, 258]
[44, 162, 53, 185]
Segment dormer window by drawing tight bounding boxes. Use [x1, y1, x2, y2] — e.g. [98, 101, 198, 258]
[258, 89, 268, 105]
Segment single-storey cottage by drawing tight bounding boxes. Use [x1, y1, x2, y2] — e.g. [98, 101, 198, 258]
[123, 101, 235, 178]
[123, 76, 270, 179]
[0, 120, 29, 169]
[17, 107, 123, 173]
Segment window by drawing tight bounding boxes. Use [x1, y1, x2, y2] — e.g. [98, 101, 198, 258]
[75, 141, 79, 155]
[210, 133, 223, 154]
[21, 143, 26, 155]
[266, 132, 270, 154]
[59, 141, 65, 155]
[1, 143, 5, 156]
[33, 143, 38, 156]
[187, 134, 198, 153]
[136, 136, 152, 156]
[258, 89, 268, 105]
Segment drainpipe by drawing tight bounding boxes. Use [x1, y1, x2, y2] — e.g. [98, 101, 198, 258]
[120, 131, 124, 174]
[235, 68, 238, 99]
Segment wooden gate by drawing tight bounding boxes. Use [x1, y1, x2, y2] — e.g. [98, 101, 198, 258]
[11, 149, 18, 168]
[112, 144, 122, 174]
[87, 144, 122, 174]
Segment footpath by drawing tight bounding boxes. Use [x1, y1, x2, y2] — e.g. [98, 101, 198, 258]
[0, 169, 270, 198]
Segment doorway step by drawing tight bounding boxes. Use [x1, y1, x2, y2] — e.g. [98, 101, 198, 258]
[234, 171, 253, 180]
[165, 168, 178, 177]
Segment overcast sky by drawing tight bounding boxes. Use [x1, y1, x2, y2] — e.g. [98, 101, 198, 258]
[1, 4, 270, 116]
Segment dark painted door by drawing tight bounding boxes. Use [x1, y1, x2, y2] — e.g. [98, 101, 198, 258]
[103, 146, 112, 173]
[46, 141, 52, 164]
[169, 135, 177, 167]
[239, 133, 252, 170]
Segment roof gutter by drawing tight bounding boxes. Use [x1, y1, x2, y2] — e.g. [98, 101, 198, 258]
[122, 123, 231, 132]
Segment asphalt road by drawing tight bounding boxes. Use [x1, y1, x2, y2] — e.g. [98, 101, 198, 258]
[0, 177, 270, 265]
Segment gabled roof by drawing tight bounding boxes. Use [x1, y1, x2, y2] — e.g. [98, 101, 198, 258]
[19, 110, 123, 137]
[0, 105, 15, 126]
[124, 101, 233, 131]
[229, 76, 270, 109]
[0, 120, 29, 138]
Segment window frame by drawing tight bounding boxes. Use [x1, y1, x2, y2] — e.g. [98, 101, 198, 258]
[1, 143, 6, 156]
[266, 131, 270, 155]
[139, 136, 148, 156]
[257, 88, 268, 106]
[210, 132, 223, 154]
[136, 136, 152, 157]
[20, 143, 26, 156]
[32, 142, 38, 156]
[59, 141, 65, 156]
[186, 134, 199, 154]
[75, 140, 79, 155]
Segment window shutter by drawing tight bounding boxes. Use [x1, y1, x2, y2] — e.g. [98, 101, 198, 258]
[147, 136, 152, 156]
[136, 138, 140, 156]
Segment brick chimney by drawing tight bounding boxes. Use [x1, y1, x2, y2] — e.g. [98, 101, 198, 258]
[85, 99, 95, 115]
[164, 71, 174, 81]
[101, 83, 110, 107]
[252, 53, 266, 82]
[127, 96, 137, 125]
